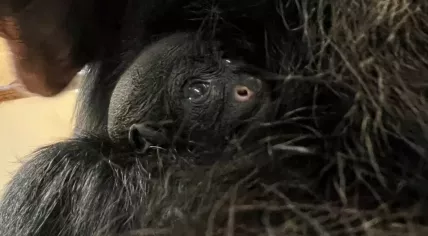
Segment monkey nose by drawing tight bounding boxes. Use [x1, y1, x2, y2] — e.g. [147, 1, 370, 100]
[234, 85, 255, 102]
[234, 77, 263, 102]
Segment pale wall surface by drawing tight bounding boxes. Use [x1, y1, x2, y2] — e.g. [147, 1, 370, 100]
[0, 91, 77, 190]
[0, 38, 77, 192]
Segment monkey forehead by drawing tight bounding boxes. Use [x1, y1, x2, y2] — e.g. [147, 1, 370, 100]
[106, 33, 224, 139]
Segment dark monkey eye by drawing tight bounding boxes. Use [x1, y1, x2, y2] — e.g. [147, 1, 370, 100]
[184, 81, 211, 102]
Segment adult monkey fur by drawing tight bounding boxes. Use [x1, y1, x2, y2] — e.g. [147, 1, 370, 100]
[1, 0, 428, 236]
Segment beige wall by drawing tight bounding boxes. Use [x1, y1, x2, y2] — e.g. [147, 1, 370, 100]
[0, 38, 76, 191]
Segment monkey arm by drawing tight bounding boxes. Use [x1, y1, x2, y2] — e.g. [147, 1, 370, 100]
[0, 138, 149, 236]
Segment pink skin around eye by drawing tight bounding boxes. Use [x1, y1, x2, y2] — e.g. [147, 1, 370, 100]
[234, 85, 255, 102]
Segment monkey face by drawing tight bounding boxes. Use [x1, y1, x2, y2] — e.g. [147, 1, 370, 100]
[176, 58, 272, 146]
[107, 33, 272, 152]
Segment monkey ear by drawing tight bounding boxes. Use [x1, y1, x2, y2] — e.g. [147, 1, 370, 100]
[128, 122, 170, 151]
[0, 1, 97, 96]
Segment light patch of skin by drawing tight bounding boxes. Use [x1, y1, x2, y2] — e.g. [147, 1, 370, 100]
[0, 17, 80, 96]
[0, 37, 16, 85]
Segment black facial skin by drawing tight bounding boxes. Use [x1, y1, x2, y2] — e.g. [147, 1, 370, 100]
[107, 34, 272, 157]
[2, 0, 428, 236]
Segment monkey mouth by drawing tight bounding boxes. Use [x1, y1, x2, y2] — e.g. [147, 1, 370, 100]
[229, 117, 269, 145]
[224, 94, 274, 151]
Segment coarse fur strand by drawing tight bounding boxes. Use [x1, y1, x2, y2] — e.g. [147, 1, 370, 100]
[2, 0, 428, 235]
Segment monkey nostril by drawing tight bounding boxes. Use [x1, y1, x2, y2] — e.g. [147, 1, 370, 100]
[234, 85, 254, 102]
[237, 88, 248, 96]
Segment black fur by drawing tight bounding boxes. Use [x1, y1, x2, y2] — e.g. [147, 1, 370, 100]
[2, 0, 428, 235]
[73, 0, 302, 135]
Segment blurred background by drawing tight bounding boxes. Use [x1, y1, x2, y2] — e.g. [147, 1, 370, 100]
[0, 38, 79, 192]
